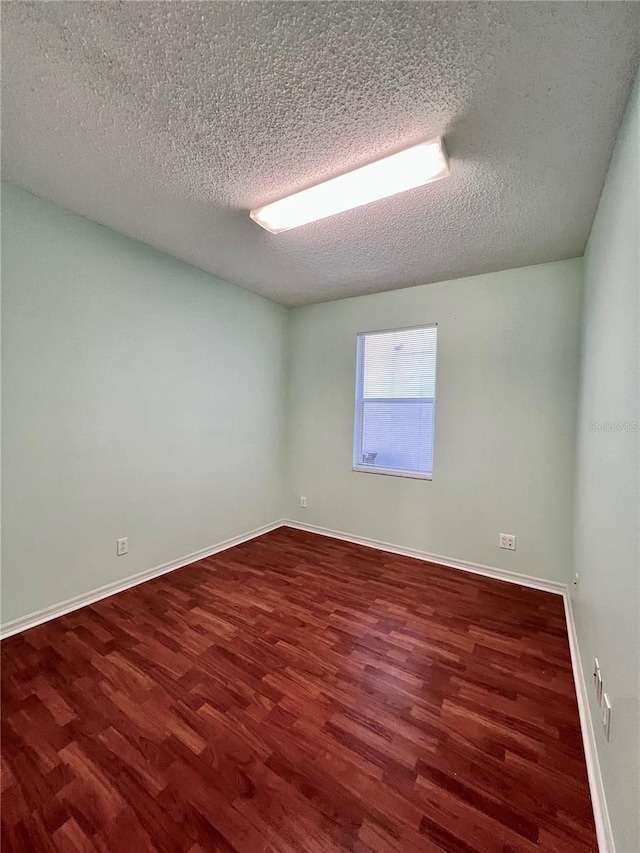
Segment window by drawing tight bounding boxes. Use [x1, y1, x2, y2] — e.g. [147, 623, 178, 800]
[353, 324, 437, 479]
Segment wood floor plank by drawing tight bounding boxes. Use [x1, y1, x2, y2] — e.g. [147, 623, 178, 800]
[1, 527, 597, 851]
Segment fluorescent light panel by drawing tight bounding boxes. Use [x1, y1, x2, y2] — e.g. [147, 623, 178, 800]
[250, 137, 449, 234]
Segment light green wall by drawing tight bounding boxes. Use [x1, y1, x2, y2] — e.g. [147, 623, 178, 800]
[573, 74, 639, 853]
[2, 186, 585, 625]
[1, 185, 288, 625]
[285, 259, 583, 583]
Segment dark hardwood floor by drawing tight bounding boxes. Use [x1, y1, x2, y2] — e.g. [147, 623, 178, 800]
[1, 527, 597, 852]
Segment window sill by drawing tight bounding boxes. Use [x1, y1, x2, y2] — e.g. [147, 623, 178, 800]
[352, 465, 432, 481]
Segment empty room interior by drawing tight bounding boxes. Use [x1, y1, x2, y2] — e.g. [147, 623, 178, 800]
[1, 2, 639, 852]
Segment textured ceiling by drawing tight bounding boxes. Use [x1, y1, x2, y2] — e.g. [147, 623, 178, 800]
[2, 2, 639, 306]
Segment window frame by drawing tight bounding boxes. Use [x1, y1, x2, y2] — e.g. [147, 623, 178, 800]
[352, 323, 437, 481]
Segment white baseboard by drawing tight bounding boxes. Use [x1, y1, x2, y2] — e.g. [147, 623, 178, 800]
[282, 519, 566, 595]
[0, 520, 285, 640]
[563, 591, 615, 852]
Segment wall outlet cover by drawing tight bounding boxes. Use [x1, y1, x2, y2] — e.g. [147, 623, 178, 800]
[593, 657, 601, 702]
[499, 533, 516, 550]
[602, 693, 612, 740]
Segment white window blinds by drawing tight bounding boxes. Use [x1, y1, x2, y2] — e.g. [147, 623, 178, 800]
[353, 325, 437, 479]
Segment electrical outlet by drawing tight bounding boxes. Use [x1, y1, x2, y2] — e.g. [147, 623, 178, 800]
[499, 533, 516, 550]
[593, 658, 602, 705]
[300, 496, 307, 508]
[116, 537, 128, 556]
[602, 693, 612, 741]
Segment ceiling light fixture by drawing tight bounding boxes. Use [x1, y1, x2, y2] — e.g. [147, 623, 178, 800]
[250, 137, 449, 234]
